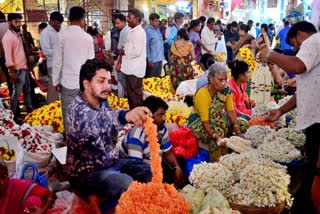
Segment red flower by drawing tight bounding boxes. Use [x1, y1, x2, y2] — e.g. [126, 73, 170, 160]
[21, 130, 31, 136]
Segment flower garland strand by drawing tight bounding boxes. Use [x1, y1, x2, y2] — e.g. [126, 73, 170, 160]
[116, 116, 190, 213]
[144, 116, 163, 183]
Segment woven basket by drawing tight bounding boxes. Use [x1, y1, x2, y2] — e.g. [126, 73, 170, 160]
[229, 201, 286, 214]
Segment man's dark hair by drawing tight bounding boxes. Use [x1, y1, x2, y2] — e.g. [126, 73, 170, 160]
[143, 96, 168, 114]
[216, 19, 222, 25]
[114, 14, 126, 22]
[284, 21, 289, 26]
[207, 17, 215, 25]
[8, 13, 22, 21]
[87, 26, 98, 36]
[50, 11, 64, 23]
[199, 16, 206, 24]
[231, 21, 238, 27]
[282, 18, 285, 22]
[256, 22, 260, 26]
[268, 23, 274, 29]
[128, 8, 142, 22]
[286, 21, 317, 45]
[247, 20, 253, 25]
[69, 6, 86, 22]
[149, 13, 160, 21]
[38, 22, 48, 30]
[0, 12, 5, 22]
[174, 12, 184, 22]
[79, 59, 113, 92]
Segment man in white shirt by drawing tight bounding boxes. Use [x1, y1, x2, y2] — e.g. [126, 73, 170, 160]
[52, 6, 94, 128]
[247, 20, 256, 37]
[114, 14, 130, 98]
[262, 21, 319, 214]
[120, 8, 146, 109]
[165, 16, 173, 39]
[201, 17, 218, 54]
[40, 11, 64, 104]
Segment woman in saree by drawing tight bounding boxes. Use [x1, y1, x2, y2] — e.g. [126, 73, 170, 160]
[168, 28, 195, 89]
[188, 19, 213, 63]
[0, 158, 56, 214]
[187, 63, 244, 161]
[233, 24, 258, 60]
[257, 23, 271, 52]
[227, 60, 254, 120]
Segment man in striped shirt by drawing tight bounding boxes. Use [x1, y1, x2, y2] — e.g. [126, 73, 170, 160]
[120, 96, 184, 187]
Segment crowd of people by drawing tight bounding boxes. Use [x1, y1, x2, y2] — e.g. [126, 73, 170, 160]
[0, 4, 319, 214]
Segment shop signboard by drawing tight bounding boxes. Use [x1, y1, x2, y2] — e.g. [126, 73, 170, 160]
[26, 10, 48, 22]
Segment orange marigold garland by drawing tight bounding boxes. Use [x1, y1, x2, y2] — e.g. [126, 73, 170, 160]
[116, 116, 190, 214]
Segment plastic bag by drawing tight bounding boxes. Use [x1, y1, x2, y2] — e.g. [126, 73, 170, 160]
[185, 148, 210, 178]
[199, 188, 230, 212]
[180, 184, 205, 214]
[169, 126, 198, 159]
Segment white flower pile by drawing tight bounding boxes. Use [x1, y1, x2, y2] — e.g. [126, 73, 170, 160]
[245, 125, 276, 148]
[257, 135, 302, 163]
[277, 128, 305, 148]
[250, 64, 272, 105]
[199, 207, 240, 214]
[189, 162, 234, 195]
[227, 162, 292, 208]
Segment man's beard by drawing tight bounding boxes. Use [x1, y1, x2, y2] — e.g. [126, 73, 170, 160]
[11, 26, 20, 32]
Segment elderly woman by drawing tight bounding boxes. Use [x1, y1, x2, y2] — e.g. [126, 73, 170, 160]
[188, 63, 243, 161]
[0, 158, 56, 214]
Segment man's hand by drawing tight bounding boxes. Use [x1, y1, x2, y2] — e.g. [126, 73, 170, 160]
[125, 107, 152, 127]
[259, 49, 269, 63]
[117, 49, 124, 56]
[148, 61, 155, 69]
[264, 109, 282, 122]
[54, 84, 62, 92]
[173, 167, 184, 188]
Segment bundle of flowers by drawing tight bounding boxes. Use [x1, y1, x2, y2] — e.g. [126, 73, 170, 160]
[107, 92, 129, 110]
[189, 162, 235, 196]
[116, 116, 190, 213]
[250, 64, 272, 105]
[166, 101, 193, 126]
[227, 162, 292, 208]
[193, 64, 204, 79]
[257, 135, 302, 163]
[238, 48, 257, 76]
[245, 125, 276, 148]
[199, 207, 240, 214]
[213, 52, 227, 63]
[276, 128, 305, 148]
[25, 101, 64, 133]
[248, 116, 275, 129]
[1, 109, 62, 153]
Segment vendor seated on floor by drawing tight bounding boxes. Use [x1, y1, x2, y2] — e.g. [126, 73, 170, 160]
[0, 158, 56, 214]
[120, 95, 184, 187]
[187, 63, 245, 162]
[65, 59, 152, 211]
[227, 60, 254, 120]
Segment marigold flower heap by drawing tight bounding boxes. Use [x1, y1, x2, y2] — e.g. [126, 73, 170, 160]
[116, 116, 190, 214]
[239, 47, 257, 76]
[166, 101, 193, 126]
[107, 92, 129, 110]
[25, 101, 64, 133]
